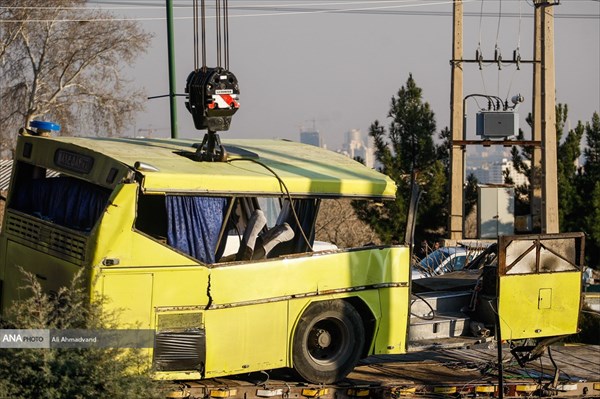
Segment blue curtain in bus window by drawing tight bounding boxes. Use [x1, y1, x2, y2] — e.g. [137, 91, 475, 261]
[12, 176, 111, 231]
[166, 196, 227, 264]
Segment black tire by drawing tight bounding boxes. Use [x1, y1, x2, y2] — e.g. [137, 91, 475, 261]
[292, 300, 365, 384]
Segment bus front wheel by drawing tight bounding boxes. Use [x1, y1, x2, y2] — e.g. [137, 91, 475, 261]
[292, 300, 365, 384]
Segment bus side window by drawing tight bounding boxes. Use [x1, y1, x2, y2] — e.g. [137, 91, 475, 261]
[11, 173, 110, 232]
[215, 197, 255, 262]
[215, 197, 319, 262]
[268, 198, 320, 257]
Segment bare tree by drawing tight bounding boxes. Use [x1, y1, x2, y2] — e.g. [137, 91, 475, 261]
[0, 0, 152, 155]
[0, 5, 21, 60]
[316, 199, 381, 248]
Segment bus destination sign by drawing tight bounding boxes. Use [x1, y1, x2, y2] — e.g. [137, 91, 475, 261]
[54, 149, 94, 174]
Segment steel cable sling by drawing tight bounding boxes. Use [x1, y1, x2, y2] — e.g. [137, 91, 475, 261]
[187, 0, 240, 161]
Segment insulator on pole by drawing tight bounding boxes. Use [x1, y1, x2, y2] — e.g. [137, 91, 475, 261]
[476, 48, 483, 70]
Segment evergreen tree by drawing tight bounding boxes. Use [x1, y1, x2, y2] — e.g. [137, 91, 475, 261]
[354, 121, 408, 244]
[465, 173, 478, 218]
[507, 124, 534, 216]
[555, 105, 584, 231]
[581, 112, 600, 266]
[583, 112, 600, 183]
[585, 181, 600, 267]
[508, 105, 600, 266]
[507, 104, 584, 228]
[353, 74, 445, 244]
[436, 127, 451, 168]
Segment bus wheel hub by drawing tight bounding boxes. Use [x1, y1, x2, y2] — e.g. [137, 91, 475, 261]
[316, 329, 331, 348]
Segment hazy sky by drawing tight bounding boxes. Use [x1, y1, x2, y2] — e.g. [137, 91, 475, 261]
[92, 0, 599, 150]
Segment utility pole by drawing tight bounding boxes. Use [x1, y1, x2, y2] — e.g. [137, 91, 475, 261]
[537, 1, 559, 233]
[531, 4, 543, 232]
[449, 0, 465, 240]
[166, 0, 179, 139]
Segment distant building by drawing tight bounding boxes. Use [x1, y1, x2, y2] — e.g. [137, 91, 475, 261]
[476, 158, 530, 185]
[300, 131, 322, 147]
[487, 159, 506, 184]
[337, 129, 375, 169]
[467, 164, 490, 183]
[466, 146, 531, 186]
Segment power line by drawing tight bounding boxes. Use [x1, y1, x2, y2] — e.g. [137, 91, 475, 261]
[88, 0, 600, 4]
[89, 0, 600, 11]
[1, 0, 598, 23]
[3, 1, 463, 10]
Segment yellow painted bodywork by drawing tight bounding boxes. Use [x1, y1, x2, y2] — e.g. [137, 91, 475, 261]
[374, 287, 410, 353]
[498, 271, 581, 340]
[0, 134, 586, 383]
[90, 184, 195, 268]
[149, 246, 410, 379]
[75, 148, 407, 379]
[1, 238, 80, 308]
[91, 246, 410, 380]
[15, 135, 396, 198]
[0, 135, 409, 381]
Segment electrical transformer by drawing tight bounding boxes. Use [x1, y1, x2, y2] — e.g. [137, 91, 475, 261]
[476, 111, 518, 138]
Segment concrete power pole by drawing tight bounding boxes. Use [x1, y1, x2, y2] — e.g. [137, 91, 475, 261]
[449, 0, 465, 240]
[535, 1, 560, 234]
[530, 4, 543, 232]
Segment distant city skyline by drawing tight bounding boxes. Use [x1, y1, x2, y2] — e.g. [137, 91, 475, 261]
[299, 130, 322, 148]
[308, 126, 521, 183]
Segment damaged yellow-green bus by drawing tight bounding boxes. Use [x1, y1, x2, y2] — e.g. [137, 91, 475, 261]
[0, 126, 584, 384]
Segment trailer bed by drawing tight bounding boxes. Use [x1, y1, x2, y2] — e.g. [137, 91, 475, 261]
[166, 345, 600, 398]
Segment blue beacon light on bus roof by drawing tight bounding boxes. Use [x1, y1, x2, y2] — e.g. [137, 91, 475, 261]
[30, 120, 61, 135]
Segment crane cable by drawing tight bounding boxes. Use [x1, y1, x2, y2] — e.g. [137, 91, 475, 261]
[193, 0, 198, 70]
[218, 0, 230, 70]
[202, 0, 206, 69]
[192, 0, 208, 70]
[186, 0, 239, 138]
[216, 0, 221, 67]
[192, 0, 230, 70]
[224, 0, 230, 70]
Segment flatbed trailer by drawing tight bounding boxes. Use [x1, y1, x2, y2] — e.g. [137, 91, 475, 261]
[166, 345, 600, 398]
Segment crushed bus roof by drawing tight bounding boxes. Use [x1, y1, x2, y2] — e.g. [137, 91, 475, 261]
[18, 135, 397, 199]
